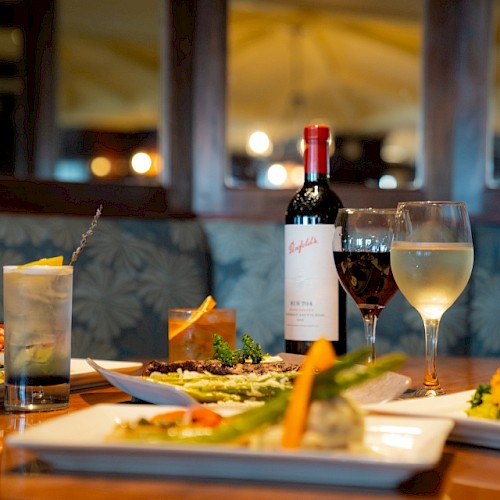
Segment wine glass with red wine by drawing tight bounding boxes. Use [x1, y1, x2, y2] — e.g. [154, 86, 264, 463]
[333, 208, 398, 363]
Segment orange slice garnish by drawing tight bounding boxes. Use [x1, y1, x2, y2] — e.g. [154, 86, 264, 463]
[169, 295, 217, 340]
[18, 256, 64, 268]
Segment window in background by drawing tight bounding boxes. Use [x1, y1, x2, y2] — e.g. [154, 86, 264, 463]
[55, 0, 161, 185]
[227, 0, 423, 190]
[488, 0, 500, 188]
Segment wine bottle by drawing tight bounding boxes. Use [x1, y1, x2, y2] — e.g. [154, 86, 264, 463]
[284, 124, 346, 355]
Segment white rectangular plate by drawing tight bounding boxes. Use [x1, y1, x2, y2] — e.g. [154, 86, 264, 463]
[69, 359, 142, 389]
[0, 358, 142, 400]
[7, 404, 453, 488]
[366, 390, 500, 449]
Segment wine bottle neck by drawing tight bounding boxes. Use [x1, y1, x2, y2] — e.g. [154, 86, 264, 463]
[304, 139, 330, 180]
[304, 172, 330, 183]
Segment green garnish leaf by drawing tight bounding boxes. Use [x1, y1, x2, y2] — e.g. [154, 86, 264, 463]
[212, 334, 239, 366]
[468, 383, 491, 408]
[241, 334, 264, 364]
[211, 333, 266, 366]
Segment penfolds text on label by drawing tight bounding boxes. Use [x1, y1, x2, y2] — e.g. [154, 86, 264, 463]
[288, 236, 319, 255]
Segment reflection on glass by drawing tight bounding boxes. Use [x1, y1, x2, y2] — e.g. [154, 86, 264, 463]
[2, 1, 426, 189]
[227, 0, 423, 189]
[56, 0, 161, 185]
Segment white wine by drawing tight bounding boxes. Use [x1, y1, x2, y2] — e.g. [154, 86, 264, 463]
[390, 242, 473, 320]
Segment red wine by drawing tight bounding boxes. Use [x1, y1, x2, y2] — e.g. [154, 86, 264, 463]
[284, 124, 346, 355]
[333, 251, 398, 317]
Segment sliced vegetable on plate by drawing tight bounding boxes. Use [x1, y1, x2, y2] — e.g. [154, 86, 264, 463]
[107, 339, 406, 451]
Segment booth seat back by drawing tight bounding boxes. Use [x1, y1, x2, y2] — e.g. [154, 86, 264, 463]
[203, 220, 500, 358]
[0, 214, 497, 360]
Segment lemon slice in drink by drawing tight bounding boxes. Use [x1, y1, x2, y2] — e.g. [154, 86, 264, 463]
[18, 256, 64, 268]
[169, 295, 217, 340]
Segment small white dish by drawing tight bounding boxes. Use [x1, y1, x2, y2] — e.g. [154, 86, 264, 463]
[366, 390, 500, 449]
[7, 404, 453, 488]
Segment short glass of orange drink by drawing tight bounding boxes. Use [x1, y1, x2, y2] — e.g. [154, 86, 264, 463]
[168, 307, 236, 361]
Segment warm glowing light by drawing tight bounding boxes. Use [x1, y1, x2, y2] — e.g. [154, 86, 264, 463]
[381, 144, 407, 164]
[90, 156, 112, 177]
[247, 131, 272, 156]
[131, 152, 152, 174]
[267, 163, 288, 186]
[382, 128, 417, 164]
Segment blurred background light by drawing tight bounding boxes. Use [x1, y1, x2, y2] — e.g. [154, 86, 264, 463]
[131, 151, 152, 174]
[246, 130, 273, 156]
[90, 156, 112, 177]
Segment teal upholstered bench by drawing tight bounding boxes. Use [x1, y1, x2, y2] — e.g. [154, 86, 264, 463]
[202, 220, 499, 358]
[0, 214, 211, 360]
[0, 214, 497, 360]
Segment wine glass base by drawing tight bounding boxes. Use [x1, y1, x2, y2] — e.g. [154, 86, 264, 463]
[413, 385, 446, 398]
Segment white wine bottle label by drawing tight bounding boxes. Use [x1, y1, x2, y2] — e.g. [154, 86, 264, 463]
[284, 224, 340, 341]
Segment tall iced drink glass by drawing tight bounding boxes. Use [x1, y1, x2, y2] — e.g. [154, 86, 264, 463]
[3, 265, 73, 411]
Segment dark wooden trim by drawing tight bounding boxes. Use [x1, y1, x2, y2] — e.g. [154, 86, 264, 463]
[422, 0, 493, 216]
[192, 0, 227, 215]
[0, 179, 178, 218]
[13, 0, 58, 178]
[164, 0, 196, 214]
[195, 184, 425, 222]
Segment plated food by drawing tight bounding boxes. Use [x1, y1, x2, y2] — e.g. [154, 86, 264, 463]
[366, 387, 500, 450]
[6, 404, 455, 488]
[8, 338, 456, 488]
[143, 357, 300, 404]
[142, 334, 301, 404]
[108, 339, 406, 452]
[466, 367, 500, 420]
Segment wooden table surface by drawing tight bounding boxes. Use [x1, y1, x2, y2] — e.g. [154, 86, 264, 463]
[1, 356, 499, 500]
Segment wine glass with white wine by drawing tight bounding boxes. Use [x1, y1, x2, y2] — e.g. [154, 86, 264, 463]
[390, 201, 474, 397]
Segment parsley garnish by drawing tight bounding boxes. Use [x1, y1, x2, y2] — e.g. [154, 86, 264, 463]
[211, 334, 265, 366]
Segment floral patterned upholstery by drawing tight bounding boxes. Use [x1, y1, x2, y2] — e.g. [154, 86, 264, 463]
[0, 214, 210, 360]
[0, 214, 497, 360]
[203, 220, 499, 358]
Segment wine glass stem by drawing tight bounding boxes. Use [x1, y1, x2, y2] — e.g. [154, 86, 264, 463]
[423, 318, 442, 391]
[362, 313, 378, 364]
